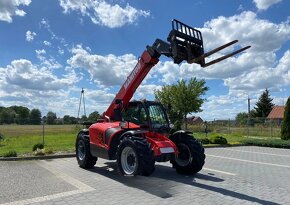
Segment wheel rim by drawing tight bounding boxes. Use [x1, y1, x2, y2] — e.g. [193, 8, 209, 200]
[175, 143, 192, 167]
[77, 140, 85, 161]
[121, 147, 137, 175]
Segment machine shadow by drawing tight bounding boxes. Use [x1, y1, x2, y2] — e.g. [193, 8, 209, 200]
[87, 163, 279, 204]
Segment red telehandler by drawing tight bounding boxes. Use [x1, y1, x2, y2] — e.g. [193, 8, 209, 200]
[76, 19, 250, 176]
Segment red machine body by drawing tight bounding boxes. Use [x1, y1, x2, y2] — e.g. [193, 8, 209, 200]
[87, 49, 176, 160]
[76, 19, 250, 176]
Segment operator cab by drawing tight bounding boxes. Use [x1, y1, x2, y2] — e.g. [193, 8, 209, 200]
[121, 100, 171, 133]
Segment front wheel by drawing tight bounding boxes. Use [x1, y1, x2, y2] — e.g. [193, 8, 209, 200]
[76, 133, 97, 169]
[170, 132, 205, 175]
[117, 136, 155, 176]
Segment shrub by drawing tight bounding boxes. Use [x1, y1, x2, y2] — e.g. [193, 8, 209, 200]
[0, 133, 4, 141]
[45, 148, 54, 154]
[210, 136, 228, 144]
[243, 138, 290, 149]
[199, 138, 210, 144]
[0, 133, 4, 146]
[3, 150, 17, 157]
[34, 148, 45, 156]
[32, 143, 44, 151]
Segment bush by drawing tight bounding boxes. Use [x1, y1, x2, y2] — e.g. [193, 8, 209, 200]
[199, 137, 210, 144]
[0, 133, 4, 141]
[243, 138, 290, 149]
[45, 148, 54, 154]
[34, 148, 45, 156]
[210, 136, 228, 144]
[0, 133, 4, 146]
[3, 150, 17, 157]
[32, 143, 44, 151]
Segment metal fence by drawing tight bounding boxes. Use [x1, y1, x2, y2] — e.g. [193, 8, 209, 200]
[188, 118, 282, 138]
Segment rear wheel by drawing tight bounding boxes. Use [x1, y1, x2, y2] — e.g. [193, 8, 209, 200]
[170, 133, 205, 174]
[76, 133, 97, 169]
[117, 136, 155, 176]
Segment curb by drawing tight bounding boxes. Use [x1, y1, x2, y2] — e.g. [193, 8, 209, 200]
[0, 153, 75, 161]
[203, 144, 247, 148]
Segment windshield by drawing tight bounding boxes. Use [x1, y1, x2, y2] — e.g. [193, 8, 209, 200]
[122, 102, 169, 129]
[147, 104, 169, 129]
[122, 104, 148, 126]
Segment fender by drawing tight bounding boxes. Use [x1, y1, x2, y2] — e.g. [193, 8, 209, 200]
[77, 129, 89, 136]
[170, 130, 193, 140]
[107, 129, 147, 160]
[120, 130, 148, 140]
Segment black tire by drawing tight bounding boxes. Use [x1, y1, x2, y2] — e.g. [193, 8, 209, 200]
[117, 136, 155, 176]
[76, 133, 97, 169]
[170, 133, 205, 175]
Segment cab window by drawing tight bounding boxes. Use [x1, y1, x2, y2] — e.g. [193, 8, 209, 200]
[123, 104, 148, 125]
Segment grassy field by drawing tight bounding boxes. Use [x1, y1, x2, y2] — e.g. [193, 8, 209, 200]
[188, 124, 282, 138]
[0, 124, 82, 156]
[191, 130, 290, 148]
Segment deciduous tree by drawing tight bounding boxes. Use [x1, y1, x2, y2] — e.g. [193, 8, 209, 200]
[29, 109, 42, 125]
[88, 111, 101, 122]
[46, 111, 57, 125]
[155, 78, 208, 130]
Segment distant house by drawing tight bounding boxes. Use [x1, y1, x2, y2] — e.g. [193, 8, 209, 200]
[267, 106, 285, 125]
[187, 116, 203, 125]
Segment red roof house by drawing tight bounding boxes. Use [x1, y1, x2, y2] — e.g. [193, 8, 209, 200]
[267, 106, 285, 125]
[267, 106, 285, 119]
[187, 116, 204, 125]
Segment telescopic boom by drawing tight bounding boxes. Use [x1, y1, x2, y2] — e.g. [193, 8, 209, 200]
[104, 19, 250, 121]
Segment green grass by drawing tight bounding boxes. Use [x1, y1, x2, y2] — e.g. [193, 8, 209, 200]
[191, 131, 290, 148]
[192, 132, 243, 145]
[0, 124, 81, 156]
[188, 124, 282, 138]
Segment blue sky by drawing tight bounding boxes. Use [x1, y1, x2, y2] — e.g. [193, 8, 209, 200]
[0, 0, 289, 120]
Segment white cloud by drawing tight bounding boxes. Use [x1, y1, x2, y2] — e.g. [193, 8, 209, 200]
[156, 11, 290, 92]
[40, 19, 66, 45]
[135, 84, 162, 100]
[148, 11, 290, 120]
[0, 58, 82, 116]
[0, 0, 31, 23]
[35, 49, 46, 55]
[0, 59, 76, 91]
[199, 11, 290, 52]
[253, 0, 283, 10]
[26, 30, 37, 42]
[67, 45, 137, 86]
[34, 49, 61, 69]
[59, 0, 150, 28]
[43, 41, 51, 46]
[58, 47, 64, 55]
[200, 94, 246, 120]
[224, 50, 290, 91]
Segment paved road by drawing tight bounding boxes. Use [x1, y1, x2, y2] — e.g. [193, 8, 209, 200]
[1, 146, 290, 205]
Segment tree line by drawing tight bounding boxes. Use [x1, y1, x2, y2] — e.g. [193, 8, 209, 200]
[0, 106, 101, 125]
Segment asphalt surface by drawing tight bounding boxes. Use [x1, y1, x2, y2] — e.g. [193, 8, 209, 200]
[0, 146, 290, 205]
